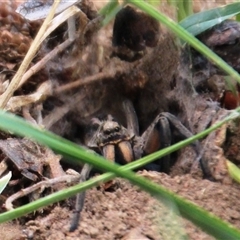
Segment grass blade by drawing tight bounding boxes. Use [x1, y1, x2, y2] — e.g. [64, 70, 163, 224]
[128, 0, 240, 84]
[227, 160, 240, 183]
[180, 2, 240, 36]
[0, 111, 240, 238]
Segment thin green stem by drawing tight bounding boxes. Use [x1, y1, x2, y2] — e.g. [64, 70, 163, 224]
[0, 109, 239, 238]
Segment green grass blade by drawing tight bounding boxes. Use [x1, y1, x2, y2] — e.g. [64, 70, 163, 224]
[236, 13, 240, 22]
[0, 111, 240, 238]
[227, 160, 240, 183]
[0, 109, 238, 171]
[99, 0, 119, 15]
[177, 0, 193, 22]
[1, 164, 240, 239]
[127, 0, 240, 84]
[99, 0, 122, 26]
[180, 2, 240, 36]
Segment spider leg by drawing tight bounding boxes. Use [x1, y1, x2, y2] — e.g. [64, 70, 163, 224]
[159, 112, 211, 178]
[122, 99, 144, 159]
[69, 164, 92, 232]
[122, 99, 139, 136]
[141, 114, 172, 172]
[140, 112, 211, 176]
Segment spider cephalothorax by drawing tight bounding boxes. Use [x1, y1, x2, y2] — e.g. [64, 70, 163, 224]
[88, 115, 135, 164]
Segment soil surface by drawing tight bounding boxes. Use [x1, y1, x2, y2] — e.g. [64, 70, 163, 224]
[4, 172, 240, 240]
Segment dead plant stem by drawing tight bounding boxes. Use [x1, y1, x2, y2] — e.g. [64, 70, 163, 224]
[0, 0, 60, 109]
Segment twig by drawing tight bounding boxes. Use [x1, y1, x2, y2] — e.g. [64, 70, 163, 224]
[54, 50, 139, 94]
[18, 38, 75, 89]
[42, 93, 85, 130]
[69, 164, 92, 232]
[22, 106, 38, 125]
[0, 0, 60, 109]
[18, 8, 87, 89]
[5, 174, 80, 210]
[54, 68, 124, 94]
[5, 81, 52, 112]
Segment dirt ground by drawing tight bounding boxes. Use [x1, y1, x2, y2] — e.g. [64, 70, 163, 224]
[1, 1, 240, 240]
[2, 171, 240, 240]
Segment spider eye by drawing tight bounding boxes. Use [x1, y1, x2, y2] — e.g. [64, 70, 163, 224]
[115, 126, 120, 132]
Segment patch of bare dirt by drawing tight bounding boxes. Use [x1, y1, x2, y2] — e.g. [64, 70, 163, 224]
[11, 172, 239, 240]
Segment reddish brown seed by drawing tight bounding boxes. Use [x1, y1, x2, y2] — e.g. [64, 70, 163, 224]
[221, 90, 240, 110]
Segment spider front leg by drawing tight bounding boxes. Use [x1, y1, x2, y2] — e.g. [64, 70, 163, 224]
[141, 112, 205, 174]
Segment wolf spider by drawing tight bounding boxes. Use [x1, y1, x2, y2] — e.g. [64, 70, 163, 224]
[87, 99, 204, 173]
[70, 99, 205, 231]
